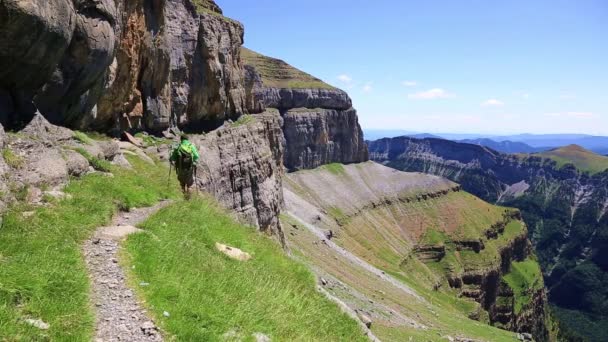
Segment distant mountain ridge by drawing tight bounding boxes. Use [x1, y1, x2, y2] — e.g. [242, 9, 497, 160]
[363, 130, 608, 154]
[460, 138, 544, 153]
[367, 136, 608, 341]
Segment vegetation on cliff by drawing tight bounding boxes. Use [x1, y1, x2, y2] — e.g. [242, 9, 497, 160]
[283, 162, 548, 340]
[369, 135, 607, 341]
[534, 144, 608, 174]
[241, 47, 335, 89]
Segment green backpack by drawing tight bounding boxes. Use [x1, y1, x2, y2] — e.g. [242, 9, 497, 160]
[176, 144, 195, 171]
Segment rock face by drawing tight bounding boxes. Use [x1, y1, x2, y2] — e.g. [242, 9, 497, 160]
[191, 110, 285, 239]
[283, 161, 551, 340]
[242, 48, 368, 171]
[0, 0, 247, 131]
[368, 136, 608, 340]
[282, 108, 368, 170]
[0, 0, 366, 169]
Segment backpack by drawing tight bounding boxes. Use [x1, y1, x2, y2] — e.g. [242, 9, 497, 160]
[176, 143, 194, 171]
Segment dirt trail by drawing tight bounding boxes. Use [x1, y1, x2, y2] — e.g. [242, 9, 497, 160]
[287, 212, 424, 302]
[83, 200, 172, 342]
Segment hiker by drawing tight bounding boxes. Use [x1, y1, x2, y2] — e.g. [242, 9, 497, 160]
[170, 134, 200, 198]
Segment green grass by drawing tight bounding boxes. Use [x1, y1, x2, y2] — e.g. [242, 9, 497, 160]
[2, 148, 24, 169]
[73, 147, 112, 172]
[241, 47, 335, 90]
[502, 258, 544, 314]
[124, 198, 367, 341]
[231, 114, 256, 127]
[73, 131, 94, 145]
[321, 162, 346, 176]
[0, 157, 179, 340]
[420, 229, 448, 245]
[134, 133, 173, 147]
[535, 144, 608, 174]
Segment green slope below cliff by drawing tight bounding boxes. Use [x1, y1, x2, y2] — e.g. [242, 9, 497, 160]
[283, 161, 551, 340]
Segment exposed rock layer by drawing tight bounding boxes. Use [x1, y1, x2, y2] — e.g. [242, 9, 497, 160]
[368, 136, 608, 339]
[192, 110, 285, 239]
[0, 0, 248, 131]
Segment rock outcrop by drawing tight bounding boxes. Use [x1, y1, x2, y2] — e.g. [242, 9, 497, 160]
[0, 0, 367, 170]
[0, 0, 248, 132]
[283, 161, 550, 339]
[369, 135, 608, 340]
[191, 110, 285, 238]
[242, 48, 368, 171]
[282, 108, 367, 170]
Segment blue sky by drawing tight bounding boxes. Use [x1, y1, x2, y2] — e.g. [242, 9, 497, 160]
[217, 0, 608, 135]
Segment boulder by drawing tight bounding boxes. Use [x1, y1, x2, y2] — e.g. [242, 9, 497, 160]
[215, 243, 252, 262]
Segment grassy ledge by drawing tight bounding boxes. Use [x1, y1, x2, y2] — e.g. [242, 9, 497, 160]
[0, 156, 179, 340]
[241, 47, 336, 90]
[123, 198, 367, 341]
[503, 258, 544, 314]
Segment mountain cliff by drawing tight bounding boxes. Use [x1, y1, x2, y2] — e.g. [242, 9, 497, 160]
[0, 0, 556, 340]
[283, 162, 551, 340]
[369, 136, 608, 341]
[0, 0, 369, 234]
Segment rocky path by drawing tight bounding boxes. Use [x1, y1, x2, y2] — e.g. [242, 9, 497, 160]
[83, 201, 172, 342]
[286, 212, 424, 302]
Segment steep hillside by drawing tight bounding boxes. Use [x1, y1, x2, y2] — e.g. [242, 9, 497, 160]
[0, 0, 556, 340]
[241, 47, 334, 89]
[283, 161, 551, 340]
[535, 144, 608, 174]
[369, 136, 608, 341]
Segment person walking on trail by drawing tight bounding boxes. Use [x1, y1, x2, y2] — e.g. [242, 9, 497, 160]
[170, 134, 200, 198]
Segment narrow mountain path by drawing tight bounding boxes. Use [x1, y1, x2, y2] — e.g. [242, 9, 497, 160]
[83, 200, 172, 342]
[286, 212, 425, 302]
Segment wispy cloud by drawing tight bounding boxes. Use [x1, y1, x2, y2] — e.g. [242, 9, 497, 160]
[408, 88, 455, 100]
[337, 74, 352, 83]
[544, 112, 595, 118]
[402, 80, 417, 87]
[481, 99, 504, 107]
[362, 82, 373, 93]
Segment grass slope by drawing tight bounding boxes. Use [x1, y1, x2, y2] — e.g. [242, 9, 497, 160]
[0, 156, 179, 340]
[536, 144, 608, 174]
[124, 198, 366, 341]
[503, 258, 544, 314]
[241, 47, 335, 89]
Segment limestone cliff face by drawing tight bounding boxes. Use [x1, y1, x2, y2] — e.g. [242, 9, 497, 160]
[282, 108, 367, 170]
[242, 48, 368, 171]
[368, 136, 608, 329]
[191, 110, 285, 238]
[0, 0, 247, 131]
[0, 0, 368, 240]
[96, 0, 248, 132]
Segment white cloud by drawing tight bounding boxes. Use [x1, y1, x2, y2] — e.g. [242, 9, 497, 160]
[362, 82, 373, 93]
[544, 112, 595, 118]
[408, 88, 455, 100]
[402, 80, 417, 87]
[481, 99, 504, 107]
[337, 74, 352, 83]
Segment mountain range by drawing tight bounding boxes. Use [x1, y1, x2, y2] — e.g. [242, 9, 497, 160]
[368, 136, 608, 341]
[364, 130, 608, 155]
